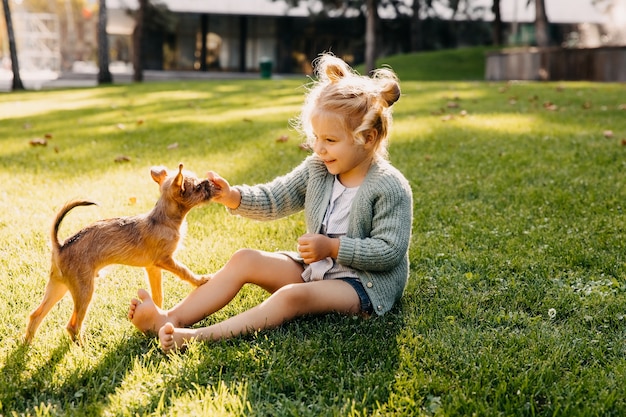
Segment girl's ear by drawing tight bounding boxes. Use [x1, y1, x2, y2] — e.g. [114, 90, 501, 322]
[363, 129, 379, 149]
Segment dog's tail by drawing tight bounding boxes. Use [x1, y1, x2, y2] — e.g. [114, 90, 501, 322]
[52, 200, 97, 252]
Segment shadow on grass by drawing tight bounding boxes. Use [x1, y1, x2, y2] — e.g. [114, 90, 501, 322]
[113, 306, 407, 415]
[0, 307, 406, 415]
[0, 336, 153, 414]
[0, 340, 71, 411]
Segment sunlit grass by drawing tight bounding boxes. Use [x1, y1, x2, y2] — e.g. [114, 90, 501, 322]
[1, 77, 626, 416]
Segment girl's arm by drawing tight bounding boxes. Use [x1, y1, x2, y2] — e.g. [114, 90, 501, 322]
[227, 157, 312, 221]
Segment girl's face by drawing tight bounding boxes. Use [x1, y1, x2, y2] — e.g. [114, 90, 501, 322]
[311, 111, 375, 187]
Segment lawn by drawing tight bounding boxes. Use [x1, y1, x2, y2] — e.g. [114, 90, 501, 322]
[1, 70, 626, 416]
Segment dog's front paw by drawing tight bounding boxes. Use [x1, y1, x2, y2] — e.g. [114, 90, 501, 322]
[195, 274, 213, 286]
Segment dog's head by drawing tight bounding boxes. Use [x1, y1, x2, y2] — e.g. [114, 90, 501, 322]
[151, 163, 214, 212]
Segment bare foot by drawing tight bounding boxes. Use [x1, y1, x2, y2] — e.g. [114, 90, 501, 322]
[159, 322, 196, 353]
[128, 289, 168, 335]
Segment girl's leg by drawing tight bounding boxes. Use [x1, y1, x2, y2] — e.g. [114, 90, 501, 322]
[128, 249, 304, 334]
[158, 279, 361, 352]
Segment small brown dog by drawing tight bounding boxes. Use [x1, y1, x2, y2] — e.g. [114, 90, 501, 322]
[25, 163, 214, 343]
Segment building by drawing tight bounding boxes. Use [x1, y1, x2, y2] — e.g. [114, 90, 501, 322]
[106, 0, 372, 74]
[4, 0, 623, 77]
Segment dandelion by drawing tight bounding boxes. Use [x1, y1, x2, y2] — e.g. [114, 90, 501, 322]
[548, 308, 557, 319]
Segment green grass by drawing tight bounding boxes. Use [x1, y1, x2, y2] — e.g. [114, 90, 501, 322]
[1, 71, 626, 416]
[373, 46, 495, 81]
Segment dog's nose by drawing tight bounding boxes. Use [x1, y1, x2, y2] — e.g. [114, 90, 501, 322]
[202, 181, 214, 197]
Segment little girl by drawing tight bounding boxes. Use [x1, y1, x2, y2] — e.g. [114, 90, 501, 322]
[128, 53, 413, 353]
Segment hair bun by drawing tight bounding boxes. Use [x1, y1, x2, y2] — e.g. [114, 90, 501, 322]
[381, 81, 401, 107]
[372, 68, 400, 107]
[325, 63, 346, 83]
[315, 54, 352, 83]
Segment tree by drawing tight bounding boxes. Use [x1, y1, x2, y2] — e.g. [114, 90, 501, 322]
[132, 0, 147, 82]
[97, 0, 112, 84]
[364, 0, 378, 73]
[280, 0, 382, 73]
[531, 0, 549, 47]
[2, 0, 25, 90]
[127, 0, 175, 82]
[410, 0, 423, 52]
[491, 0, 502, 46]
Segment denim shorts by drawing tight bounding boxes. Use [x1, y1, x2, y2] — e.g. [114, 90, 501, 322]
[337, 278, 374, 315]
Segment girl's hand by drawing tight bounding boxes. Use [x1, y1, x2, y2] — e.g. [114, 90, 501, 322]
[297, 233, 339, 264]
[206, 171, 241, 209]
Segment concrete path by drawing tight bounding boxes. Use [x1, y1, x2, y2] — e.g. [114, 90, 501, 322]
[0, 68, 304, 92]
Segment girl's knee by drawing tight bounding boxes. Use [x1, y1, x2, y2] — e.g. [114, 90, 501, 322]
[226, 249, 262, 269]
[273, 283, 310, 308]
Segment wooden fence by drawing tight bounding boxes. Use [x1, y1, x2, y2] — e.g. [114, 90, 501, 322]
[485, 46, 626, 82]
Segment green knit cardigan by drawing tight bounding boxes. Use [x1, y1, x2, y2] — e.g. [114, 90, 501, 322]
[230, 154, 413, 315]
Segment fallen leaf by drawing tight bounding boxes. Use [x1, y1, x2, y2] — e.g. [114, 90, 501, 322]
[44, 133, 53, 139]
[128, 197, 137, 205]
[116, 123, 126, 130]
[136, 119, 144, 125]
[167, 143, 179, 150]
[543, 102, 558, 111]
[603, 130, 614, 138]
[276, 135, 289, 142]
[618, 104, 626, 110]
[29, 138, 47, 146]
[114, 155, 131, 163]
[582, 102, 592, 109]
[441, 114, 454, 122]
[446, 101, 459, 108]
[621, 139, 626, 146]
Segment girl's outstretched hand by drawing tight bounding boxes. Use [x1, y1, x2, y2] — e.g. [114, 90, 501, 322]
[207, 171, 241, 209]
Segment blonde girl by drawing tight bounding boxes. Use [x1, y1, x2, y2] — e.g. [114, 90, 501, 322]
[128, 53, 413, 353]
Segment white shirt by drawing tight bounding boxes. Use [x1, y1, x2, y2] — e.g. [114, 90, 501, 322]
[303, 176, 361, 281]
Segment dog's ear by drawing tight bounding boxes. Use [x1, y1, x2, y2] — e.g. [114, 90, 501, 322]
[150, 167, 168, 185]
[174, 163, 185, 192]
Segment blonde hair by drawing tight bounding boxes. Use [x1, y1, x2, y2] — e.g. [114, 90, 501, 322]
[296, 53, 401, 160]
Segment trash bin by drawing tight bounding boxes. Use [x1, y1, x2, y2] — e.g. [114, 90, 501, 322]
[260, 57, 272, 79]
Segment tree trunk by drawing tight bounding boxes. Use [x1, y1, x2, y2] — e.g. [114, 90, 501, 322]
[132, 0, 147, 82]
[64, 0, 76, 70]
[364, 0, 378, 74]
[2, 0, 25, 91]
[491, 0, 503, 46]
[200, 13, 208, 72]
[97, 0, 112, 84]
[534, 0, 549, 47]
[410, 0, 423, 52]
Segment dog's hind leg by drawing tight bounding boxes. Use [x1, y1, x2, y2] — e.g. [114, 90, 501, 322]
[25, 272, 69, 343]
[66, 280, 95, 343]
[145, 266, 163, 308]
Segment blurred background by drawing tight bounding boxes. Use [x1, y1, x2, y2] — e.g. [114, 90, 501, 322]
[1, 0, 625, 85]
